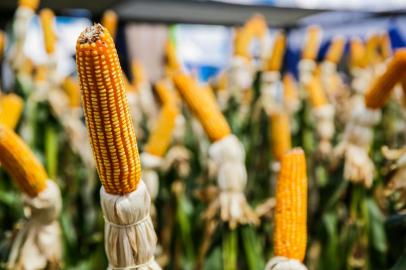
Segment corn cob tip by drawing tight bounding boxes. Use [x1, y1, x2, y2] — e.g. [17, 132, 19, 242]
[78, 24, 105, 44]
[19, 0, 40, 10]
[101, 9, 118, 38]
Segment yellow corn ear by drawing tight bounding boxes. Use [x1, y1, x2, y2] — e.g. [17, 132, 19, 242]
[19, 0, 40, 10]
[154, 79, 177, 105]
[0, 31, 5, 61]
[304, 73, 328, 108]
[76, 24, 141, 195]
[0, 94, 24, 130]
[19, 58, 34, 75]
[270, 111, 291, 162]
[366, 34, 380, 66]
[234, 28, 254, 59]
[325, 36, 345, 64]
[165, 40, 181, 72]
[302, 25, 321, 60]
[122, 71, 136, 93]
[350, 37, 366, 68]
[173, 73, 231, 142]
[40, 8, 57, 54]
[0, 125, 48, 197]
[131, 60, 145, 90]
[380, 33, 392, 59]
[274, 148, 307, 261]
[365, 50, 406, 109]
[283, 73, 298, 106]
[101, 9, 118, 39]
[62, 76, 81, 108]
[267, 32, 286, 71]
[144, 104, 179, 157]
[245, 14, 267, 39]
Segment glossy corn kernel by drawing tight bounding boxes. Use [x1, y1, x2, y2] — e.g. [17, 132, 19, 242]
[144, 104, 179, 157]
[274, 148, 307, 261]
[270, 111, 291, 162]
[0, 125, 48, 197]
[173, 73, 231, 142]
[304, 73, 328, 108]
[365, 50, 406, 109]
[101, 9, 118, 39]
[76, 24, 141, 195]
[350, 37, 366, 68]
[62, 76, 81, 108]
[302, 26, 321, 60]
[325, 36, 345, 64]
[19, 0, 39, 10]
[0, 94, 24, 130]
[40, 8, 57, 54]
[267, 32, 286, 71]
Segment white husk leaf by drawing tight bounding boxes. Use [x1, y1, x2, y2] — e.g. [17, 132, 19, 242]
[265, 257, 308, 270]
[100, 181, 161, 270]
[8, 180, 62, 270]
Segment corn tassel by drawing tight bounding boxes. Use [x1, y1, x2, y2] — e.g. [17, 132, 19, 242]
[40, 8, 57, 55]
[302, 25, 321, 60]
[270, 111, 291, 162]
[173, 73, 231, 142]
[365, 49, 406, 109]
[0, 125, 47, 197]
[325, 36, 345, 64]
[101, 9, 118, 39]
[350, 37, 366, 68]
[0, 94, 24, 130]
[76, 24, 141, 195]
[267, 32, 286, 71]
[61, 76, 81, 108]
[144, 104, 179, 157]
[274, 148, 307, 261]
[304, 73, 328, 108]
[18, 0, 39, 10]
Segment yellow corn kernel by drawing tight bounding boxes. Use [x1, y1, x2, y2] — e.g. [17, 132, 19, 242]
[76, 24, 141, 195]
[304, 73, 328, 108]
[0, 94, 24, 130]
[245, 14, 267, 39]
[267, 32, 286, 71]
[365, 34, 380, 66]
[274, 148, 307, 261]
[19, 0, 40, 10]
[173, 73, 231, 142]
[325, 36, 345, 64]
[131, 60, 145, 90]
[283, 73, 298, 106]
[0, 31, 5, 61]
[350, 37, 366, 68]
[144, 104, 179, 157]
[62, 76, 81, 108]
[0, 125, 48, 197]
[40, 8, 57, 54]
[165, 40, 181, 72]
[380, 33, 392, 59]
[302, 25, 321, 60]
[101, 9, 118, 39]
[365, 50, 406, 109]
[154, 79, 177, 105]
[270, 111, 291, 162]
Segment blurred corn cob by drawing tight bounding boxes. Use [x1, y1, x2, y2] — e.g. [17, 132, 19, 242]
[365, 49, 406, 109]
[144, 104, 179, 157]
[18, 0, 40, 10]
[380, 32, 392, 60]
[0, 124, 47, 197]
[304, 73, 328, 108]
[0, 94, 24, 130]
[76, 24, 141, 195]
[101, 9, 118, 39]
[173, 73, 231, 142]
[234, 27, 254, 59]
[40, 8, 57, 55]
[0, 30, 5, 60]
[155, 79, 178, 105]
[302, 26, 321, 60]
[266, 32, 286, 72]
[131, 59, 145, 91]
[62, 76, 81, 108]
[274, 148, 307, 261]
[165, 39, 181, 74]
[325, 36, 345, 64]
[283, 73, 300, 113]
[245, 14, 267, 39]
[270, 111, 291, 162]
[350, 37, 366, 69]
[365, 34, 380, 66]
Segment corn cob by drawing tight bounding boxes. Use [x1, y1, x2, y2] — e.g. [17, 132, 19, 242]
[62, 76, 81, 108]
[0, 94, 24, 130]
[0, 125, 47, 197]
[131, 60, 145, 90]
[35, 65, 48, 82]
[19, 57, 34, 75]
[380, 33, 392, 59]
[283, 73, 298, 106]
[0, 31, 5, 60]
[365, 49, 406, 109]
[365, 34, 380, 65]
[274, 148, 307, 261]
[101, 9, 118, 39]
[245, 14, 267, 39]
[304, 73, 328, 108]
[302, 25, 321, 60]
[122, 71, 135, 92]
[165, 40, 181, 72]
[267, 32, 286, 71]
[144, 104, 179, 157]
[234, 28, 254, 58]
[76, 24, 141, 195]
[350, 37, 366, 68]
[154, 79, 177, 105]
[325, 36, 345, 64]
[270, 111, 291, 162]
[19, 0, 40, 10]
[173, 73, 231, 142]
[40, 8, 57, 55]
